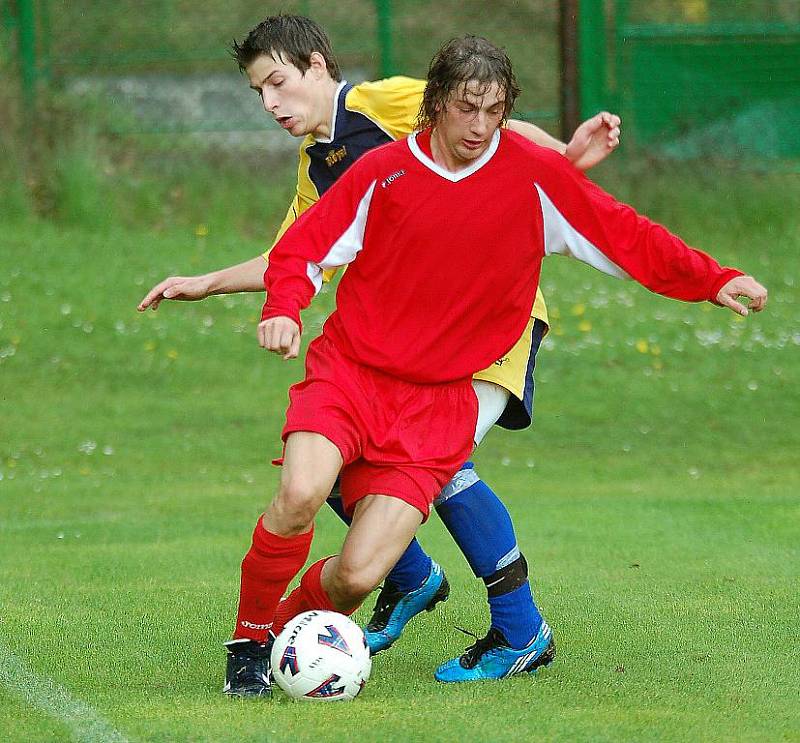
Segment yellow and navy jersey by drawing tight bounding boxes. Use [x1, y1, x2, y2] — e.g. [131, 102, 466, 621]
[270, 77, 423, 248]
[265, 76, 548, 326]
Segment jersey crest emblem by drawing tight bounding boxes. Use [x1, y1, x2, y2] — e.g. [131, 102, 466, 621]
[325, 146, 348, 167]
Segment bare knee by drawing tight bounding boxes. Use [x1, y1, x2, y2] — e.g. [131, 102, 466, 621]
[329, 557, 383, 605]
[268, 474, 330, 535]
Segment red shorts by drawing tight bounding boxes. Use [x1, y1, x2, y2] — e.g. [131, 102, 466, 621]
[281, 335, 477, 520]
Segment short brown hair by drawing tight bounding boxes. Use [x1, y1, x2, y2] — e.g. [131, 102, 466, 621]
[230, 15, 342, 82]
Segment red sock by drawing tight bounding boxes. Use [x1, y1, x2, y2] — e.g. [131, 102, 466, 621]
[233, 518, 313, 642]
[272, 557, 358, 636]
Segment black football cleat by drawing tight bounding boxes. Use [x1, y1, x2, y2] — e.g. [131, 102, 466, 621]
[223, 638, 272, 698]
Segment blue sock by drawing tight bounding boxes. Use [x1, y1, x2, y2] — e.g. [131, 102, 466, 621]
[434, 462, 542, 648]
[486, 583, 539, 647]
[384, 540, 433, 593]
[325, 494, 432, 593]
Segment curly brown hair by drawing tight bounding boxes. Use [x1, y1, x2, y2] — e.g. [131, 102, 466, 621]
[417, 36, 520, 130]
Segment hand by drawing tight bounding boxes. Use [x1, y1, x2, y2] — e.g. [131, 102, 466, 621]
[258, 316, 302, 359]
[137, 275, 212, 311]
[716, 275, 768, 316]
[565, 111, 621, 171]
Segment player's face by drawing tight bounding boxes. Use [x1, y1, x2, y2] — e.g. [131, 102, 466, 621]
[246, 52, 330, 138]
[434, 81, 506, 169]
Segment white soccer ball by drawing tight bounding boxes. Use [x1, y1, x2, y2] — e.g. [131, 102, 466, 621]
[270, 610, 372, 701]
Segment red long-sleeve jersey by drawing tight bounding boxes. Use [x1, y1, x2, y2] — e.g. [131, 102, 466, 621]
[262, 128, 741, 384]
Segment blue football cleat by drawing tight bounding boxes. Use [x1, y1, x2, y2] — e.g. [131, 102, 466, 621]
[434, 622, 555, 682]
[364, 561, 450, 654]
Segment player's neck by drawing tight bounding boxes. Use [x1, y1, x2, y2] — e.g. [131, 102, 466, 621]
[311, 78, 344, 140]
[429, 127, 473, 173]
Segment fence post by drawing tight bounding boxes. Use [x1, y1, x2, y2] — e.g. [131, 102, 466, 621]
[560, 0, 580, 140]
[17, 0, 37, 110]
[375, 0, 394, 78]
[40, 0, 52, 84]
[578, 0, 607, 118]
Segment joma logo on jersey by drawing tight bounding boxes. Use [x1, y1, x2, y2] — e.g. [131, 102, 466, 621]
[325, 146, 347, 167]
[381, 169, 406, 188]
[494, 357, 510, 367]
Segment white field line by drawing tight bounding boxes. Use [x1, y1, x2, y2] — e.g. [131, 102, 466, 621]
[0, 643, 131, 743]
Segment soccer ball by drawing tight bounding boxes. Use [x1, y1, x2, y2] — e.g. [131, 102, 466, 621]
[270, 610, 372, 701]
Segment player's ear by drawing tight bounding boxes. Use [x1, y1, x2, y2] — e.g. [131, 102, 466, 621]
[308, 51, 328, 80]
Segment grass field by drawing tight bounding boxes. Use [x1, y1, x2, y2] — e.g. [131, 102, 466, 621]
[1, 162, 798, 742]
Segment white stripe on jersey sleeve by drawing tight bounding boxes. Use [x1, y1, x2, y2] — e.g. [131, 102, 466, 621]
[306, 180, 377, 295]
[535, 184, 630, 281]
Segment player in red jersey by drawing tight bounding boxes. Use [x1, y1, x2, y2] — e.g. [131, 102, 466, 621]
[226, 35, 766, 694]
[138, 16, 625, 689]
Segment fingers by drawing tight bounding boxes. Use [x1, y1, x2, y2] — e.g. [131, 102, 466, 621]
[717, 276, 769, 316]
[285, 331, 302, 360]
[750, 294, 767, 312]
[258, 318, 301, 359]
[597, 111, 621, 148]
[137, 278, 174, 312]
[278, 324, 296, 357]
[718, 293, 749, 317]
[586, 111, 621, 132]
[574, 112, 621, 153]
[716, 276, 769, 316]
[584, 112, 621, 149]
[742, 277, 768, 312]
[136, 276, 211, 312]
[598, 111, 621, 130]
[745, 292, 767, 312]
[258, 320, 286, 350]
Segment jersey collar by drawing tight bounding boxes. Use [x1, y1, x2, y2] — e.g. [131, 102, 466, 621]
[314, 80, 349, 144]
[407, 128, 501, 182]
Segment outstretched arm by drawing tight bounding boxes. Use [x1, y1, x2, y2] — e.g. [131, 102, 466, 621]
[137, 256, 266, 312]
[508, 111, 621, 171]
[534, 151, 768, 315]
[138, 178, 318, 312]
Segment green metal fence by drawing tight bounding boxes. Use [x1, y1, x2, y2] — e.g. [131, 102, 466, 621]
[375, 1, 561, 124]
[580, 0, 800, 157]
[0, 0, 559, 133]
[5, 0, 560, 136]
[9, 0, 798, 156]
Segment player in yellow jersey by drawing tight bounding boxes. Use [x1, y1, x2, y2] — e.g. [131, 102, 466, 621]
[137, 15, 621, 688]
